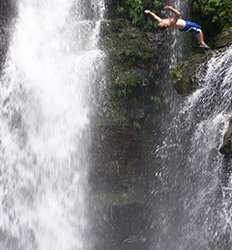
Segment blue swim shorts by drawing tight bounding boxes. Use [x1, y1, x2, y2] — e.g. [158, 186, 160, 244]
[180, 20, 201, 36]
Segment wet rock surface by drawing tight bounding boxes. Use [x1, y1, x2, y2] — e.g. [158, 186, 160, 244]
[90, 9, 168, 248]
[0, 0, 16, 71]
[220, 119, 232, 155]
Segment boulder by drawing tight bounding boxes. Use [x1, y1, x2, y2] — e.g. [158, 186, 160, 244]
[220, 119, 232, 155]
[213, 26, 232, 49]
[171, 53, 208, 96]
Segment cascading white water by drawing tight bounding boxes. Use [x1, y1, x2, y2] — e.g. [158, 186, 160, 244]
[152, 46, 232, 249]
[0, 0, 105, 249]
[169, 0, 189, 67]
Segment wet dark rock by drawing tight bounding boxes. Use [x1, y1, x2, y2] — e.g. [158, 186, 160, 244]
[220, 119, 232, 155]
[104, 0, 127, 19]
[91, 201, 148, 250]
[91, 5, 166, 249]
[0, 0, 16, 71]
[90, 125, 144, 186]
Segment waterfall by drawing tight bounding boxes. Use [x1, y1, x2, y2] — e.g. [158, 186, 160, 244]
[0, 0, 105, 249]
[151, 44, 232, 249]
[169, 0, 189, 67]
[161, 0, 190, 112]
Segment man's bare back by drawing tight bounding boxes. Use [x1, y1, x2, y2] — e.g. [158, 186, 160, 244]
[144, 5, 210, 49]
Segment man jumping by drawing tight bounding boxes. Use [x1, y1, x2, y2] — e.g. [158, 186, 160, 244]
[145, 5, 210, 49]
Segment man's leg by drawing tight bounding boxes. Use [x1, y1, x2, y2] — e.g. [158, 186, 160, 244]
[197, 30, 205, 44]
[196, 30, 210, 48]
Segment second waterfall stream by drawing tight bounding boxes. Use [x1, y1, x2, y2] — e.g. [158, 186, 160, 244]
[151, 46, 232, 249]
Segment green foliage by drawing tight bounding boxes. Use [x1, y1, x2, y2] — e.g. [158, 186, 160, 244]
[192, 0, 232, 36]
[125, 0, 163, 28]
[127, 0, 144, 26]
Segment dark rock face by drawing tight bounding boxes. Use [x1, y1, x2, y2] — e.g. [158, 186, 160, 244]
[100, 19, 163, 88]
[99, 18, 168, 127]
[213, 26, 232, 49]
[91, 202, 147, 250]
[171, 53, 207, 95]
[0, 0, 16, 71]
[90, 6, 168, 249]
[89, 124, 150, 250]
[220, 119, 232, 155]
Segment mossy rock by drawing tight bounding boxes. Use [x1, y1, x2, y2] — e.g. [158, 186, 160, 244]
[114, 70, 144, 87]
[99, 18, 166, 128]
[213, 26, 232, 49]
[171, 53, 207, 96]
[100, 18, 162, 100]
[100, 19, 158, 68]
[219, 118, 232, 155]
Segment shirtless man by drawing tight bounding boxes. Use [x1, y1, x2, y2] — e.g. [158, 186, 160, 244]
[145, 5, 210, 49]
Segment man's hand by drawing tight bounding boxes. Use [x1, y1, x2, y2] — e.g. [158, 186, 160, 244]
[164, 5, 172, 10]
[164, 5, 181, 18]
[144, 9, 151, 15]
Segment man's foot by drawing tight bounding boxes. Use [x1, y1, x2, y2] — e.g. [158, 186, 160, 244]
[200, 43, 211, 50]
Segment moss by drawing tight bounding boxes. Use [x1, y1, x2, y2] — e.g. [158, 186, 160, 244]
[99, 18, 166, 128]
[101, 19, 157, 68]
[100, 19, 160, 101]
[171, 65, 191, 96]
[105, 109, 131, 127]
[115, 71, 144, 87]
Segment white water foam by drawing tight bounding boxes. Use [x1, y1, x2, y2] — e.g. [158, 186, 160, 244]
[0, 0, 105, 249]
[152, 43, 232, 249]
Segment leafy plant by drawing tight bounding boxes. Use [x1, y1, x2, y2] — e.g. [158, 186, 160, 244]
[192, 0, 232, 36]
[126, 0, 144, 26]
[126, 0, 163, 28]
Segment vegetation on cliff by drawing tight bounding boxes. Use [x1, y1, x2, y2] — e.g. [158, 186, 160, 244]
[103, 0, 232, 121]
[192, 0, 232, 37]
[100, 18, 166, 126]
[109, 0, 162, 29]
[114, 0, 232, 37]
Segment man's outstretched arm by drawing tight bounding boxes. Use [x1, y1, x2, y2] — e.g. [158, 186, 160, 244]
[144, 10, 162, 23]
[164, 5, 181, 19]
